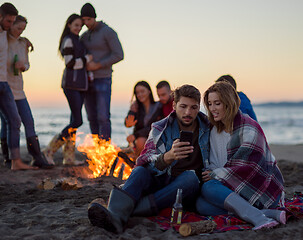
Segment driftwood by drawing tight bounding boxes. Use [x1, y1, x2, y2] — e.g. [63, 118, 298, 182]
[37, 177, 83, 190]
[179, 220, 217, 237]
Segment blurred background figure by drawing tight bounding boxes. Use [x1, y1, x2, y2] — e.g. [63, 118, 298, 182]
[216, 75, 257, 121]
[1, 15, 51, 168]
[156, 80, 173, 117]
[43, 14, 91, 166]
[125, 81, 162, 159]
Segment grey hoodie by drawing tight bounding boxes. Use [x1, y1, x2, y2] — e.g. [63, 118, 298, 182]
[80, 21, 124, 78]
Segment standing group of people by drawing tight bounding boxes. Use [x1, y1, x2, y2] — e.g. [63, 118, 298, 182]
[0, 2, 124, 169]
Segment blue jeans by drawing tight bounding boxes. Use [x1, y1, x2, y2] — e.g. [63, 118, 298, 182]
[84, 77, 112, 141]
[196, 180, 232, 216]
[122, 166, 200, 210]
[1, 98, 36, 139]
[196, 179, 281, 216]
[0, 82, 21, 159]
[60, 88, 85, 139]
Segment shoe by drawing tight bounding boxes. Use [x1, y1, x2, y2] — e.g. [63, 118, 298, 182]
[42, 134, 65, 165]
[88, 186, 135, 233]
[27, 136, 54, 168]
[224, 192, 279, 230]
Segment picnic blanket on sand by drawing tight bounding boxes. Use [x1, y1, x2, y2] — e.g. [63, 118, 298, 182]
[148, 192, 303, 233]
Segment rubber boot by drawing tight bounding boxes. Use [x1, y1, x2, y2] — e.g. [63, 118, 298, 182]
[42, 134, 65, 165]
[261, 209, 286, 224]
[27, 136, 54, 168]
[0, 138, 11, 168]
[88, 186, 135, 233]
[62, 138, 83, 165]
[131, 195, 158, 217]
[224, 192, 279, 230]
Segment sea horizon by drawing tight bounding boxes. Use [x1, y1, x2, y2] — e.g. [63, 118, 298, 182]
[15, 101, 303, 148]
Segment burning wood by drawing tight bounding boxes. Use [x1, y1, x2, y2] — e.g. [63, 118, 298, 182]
[77, 134, 133, 180]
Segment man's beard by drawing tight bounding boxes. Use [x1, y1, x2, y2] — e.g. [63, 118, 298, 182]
[178, 116, 194, 127]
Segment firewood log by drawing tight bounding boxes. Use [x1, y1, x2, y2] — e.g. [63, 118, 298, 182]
[179, 220, 217, 237]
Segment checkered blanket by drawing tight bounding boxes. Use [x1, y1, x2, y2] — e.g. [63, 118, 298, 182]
[148, 192, 303, 233]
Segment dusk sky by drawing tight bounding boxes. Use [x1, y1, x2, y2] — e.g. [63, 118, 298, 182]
[10, 0, 303, 107]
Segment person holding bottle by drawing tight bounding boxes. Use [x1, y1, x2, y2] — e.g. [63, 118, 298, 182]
[43, 14, 92, 165]
[196, 81, 285, 230]
[124, 81, 162, 160]
[1, 15, 52, 168]
[87, 85, 210, 233]
[0, 3, 38, 170]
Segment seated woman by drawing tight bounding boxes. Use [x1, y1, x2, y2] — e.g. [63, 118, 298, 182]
[125, 81, 162, 159]
[196, 81, 285, 230]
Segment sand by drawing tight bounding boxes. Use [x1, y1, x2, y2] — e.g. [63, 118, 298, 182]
[0, 144, 302, 240]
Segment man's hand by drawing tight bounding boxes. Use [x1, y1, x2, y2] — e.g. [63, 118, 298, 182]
[15, 61, 26, 71]
[202, 170, 212, 182]
[163, 139, 193, 165]
[125, 115, 137, 127]
[86, 61, 101, 71]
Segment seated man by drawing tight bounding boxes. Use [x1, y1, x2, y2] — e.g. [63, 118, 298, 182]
[88, 84, 210, 233]
[216, 75, 257, 121]
[156, 80, 173, 117]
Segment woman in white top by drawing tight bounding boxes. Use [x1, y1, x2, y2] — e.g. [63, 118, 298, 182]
[1, 15, 51, 168]
[196, 81, 285, 230]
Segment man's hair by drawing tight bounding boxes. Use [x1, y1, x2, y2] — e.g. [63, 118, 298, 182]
[156, 80, 171, 90]
[216, 75, 237, 90]
[174, 84, 201, 104]
[0, 3, 18, 17]
[203, 81, 240, 133]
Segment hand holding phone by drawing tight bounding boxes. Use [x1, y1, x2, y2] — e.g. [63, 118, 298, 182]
[180, 130, 193, 146]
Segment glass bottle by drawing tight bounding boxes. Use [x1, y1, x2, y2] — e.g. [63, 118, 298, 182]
[170, 188, 183, 225]
[13, 54, 19, 76]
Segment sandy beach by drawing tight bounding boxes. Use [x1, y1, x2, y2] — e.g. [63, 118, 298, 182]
[0, 144, 302, 240]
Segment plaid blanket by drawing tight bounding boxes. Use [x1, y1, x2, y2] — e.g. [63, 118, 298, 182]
[148, 192, 303, 233]
[211, 111, 284, 209]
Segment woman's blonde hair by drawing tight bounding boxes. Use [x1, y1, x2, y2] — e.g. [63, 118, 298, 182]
[203, 81, 240, 133]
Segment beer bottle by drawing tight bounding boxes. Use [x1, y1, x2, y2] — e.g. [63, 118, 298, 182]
[170, 188, 183, 225]
[13, 54, 19, 76]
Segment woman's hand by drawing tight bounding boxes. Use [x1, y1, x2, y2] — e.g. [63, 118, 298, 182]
[125, 114, 137, 127]
[126, 134, 135, 143]
[86, 61, 101, 71]
[86, 54, 93, 63]
[202, 170, 212, 182]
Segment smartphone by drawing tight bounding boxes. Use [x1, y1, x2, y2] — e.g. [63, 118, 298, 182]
[180, 130, 193, 146]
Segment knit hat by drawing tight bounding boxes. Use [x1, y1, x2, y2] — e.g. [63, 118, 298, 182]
[80, 3, 96, 18]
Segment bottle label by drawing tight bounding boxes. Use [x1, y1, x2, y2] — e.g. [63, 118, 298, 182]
[170, 208, 175, 223]
[177, 210, 182, 224]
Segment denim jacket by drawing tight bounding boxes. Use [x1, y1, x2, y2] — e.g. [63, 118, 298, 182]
[136, 111, 210, 176]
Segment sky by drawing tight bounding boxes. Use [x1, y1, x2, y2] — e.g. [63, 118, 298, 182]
[9, 0, 303, 107]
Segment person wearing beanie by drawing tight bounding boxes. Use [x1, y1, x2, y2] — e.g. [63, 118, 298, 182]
[0, 3, 37, 170]
[80, 2, 124, 141]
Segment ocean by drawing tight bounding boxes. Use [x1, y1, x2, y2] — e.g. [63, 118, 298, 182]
[17, 104, 303, 147]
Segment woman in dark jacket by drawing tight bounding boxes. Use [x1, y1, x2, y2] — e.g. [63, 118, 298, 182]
[125, 81, 162, 159]
[43, 14, 92, 165]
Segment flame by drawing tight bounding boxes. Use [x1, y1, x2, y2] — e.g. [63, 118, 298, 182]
[77, 134, 133, 180]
